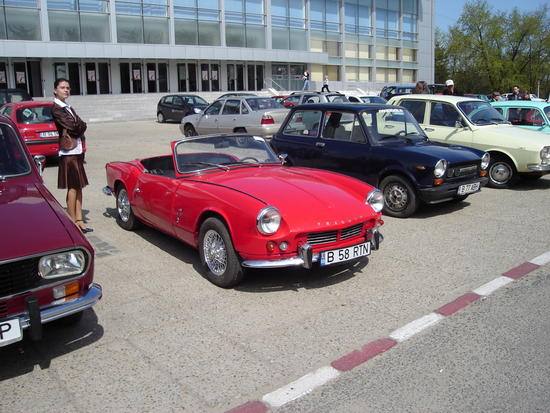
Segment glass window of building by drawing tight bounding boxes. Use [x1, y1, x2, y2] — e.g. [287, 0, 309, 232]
[116, 0, 169, 44]
[48, 0, 110, 42]
[0, 0, 41, 40]
[271, 0, 307, 51]
[376, 0, 399, 39]
[402, 48, 416, 62]
[310, 0, 339, 32]
[403, 69, 416, 83]
[344, 0, 371, 35]
[225, 0, 265, 48]
[402, 0, 418, 41]
[174, 0, 221, 46]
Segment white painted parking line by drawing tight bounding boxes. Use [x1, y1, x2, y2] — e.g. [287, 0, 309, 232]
[389, 312, 444, 343]
[472, 276, 514, 296]
[262, 366, 340, 408]
[529, 251, 550, 266]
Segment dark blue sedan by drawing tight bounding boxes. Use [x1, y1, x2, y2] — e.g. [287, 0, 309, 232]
[271, 103, 490, 217]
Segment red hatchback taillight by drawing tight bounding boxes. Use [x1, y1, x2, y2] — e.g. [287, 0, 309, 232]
[261, 115, 275, 125]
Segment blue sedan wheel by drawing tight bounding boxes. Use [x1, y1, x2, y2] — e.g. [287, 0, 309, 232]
[380, 175, 419, 218]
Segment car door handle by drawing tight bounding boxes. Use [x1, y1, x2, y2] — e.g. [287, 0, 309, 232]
[315, 142, 325, 148]
[424, 127, 435, 132]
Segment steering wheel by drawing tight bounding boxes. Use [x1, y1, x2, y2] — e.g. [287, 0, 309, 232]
[240, 156, 260, 163]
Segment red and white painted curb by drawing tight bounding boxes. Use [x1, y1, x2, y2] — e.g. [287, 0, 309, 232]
[225, 251, 550, 413]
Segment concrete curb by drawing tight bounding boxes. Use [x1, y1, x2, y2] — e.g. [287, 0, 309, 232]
[225, 250, 550, 412]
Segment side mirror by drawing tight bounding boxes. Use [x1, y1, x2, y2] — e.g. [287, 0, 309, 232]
[454, 120, 465, 129]
[33, 155, 46, 176]
[278, 153, 288, 165]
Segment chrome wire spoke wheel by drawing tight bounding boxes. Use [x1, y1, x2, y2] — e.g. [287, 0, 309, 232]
[203, 229, 228, 276]
[384, 183, 408, 211]
[117, 189, 131, 222]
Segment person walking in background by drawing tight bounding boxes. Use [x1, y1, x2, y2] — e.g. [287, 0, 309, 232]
[509, 85, 521, 100]
[442, 79, 463, 96]
[489, 91, 502, 101]
[301, 70, 310, 91]
[52, 78, 92, 233]
[321, 75, 330, 92]
[413, 80, 428, 94]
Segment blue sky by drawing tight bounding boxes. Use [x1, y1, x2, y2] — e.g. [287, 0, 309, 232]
[435, 0, 547, 31]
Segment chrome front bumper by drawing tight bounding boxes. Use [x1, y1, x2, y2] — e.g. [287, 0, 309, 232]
[527, 163, 550, 171]
[242, 231, 383, 269]
[19, 283, 103, 329]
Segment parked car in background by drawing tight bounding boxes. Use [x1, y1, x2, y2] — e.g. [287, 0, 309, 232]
[464, 93, 490, 102]
[346, 95, 388, 104]
[501, 93, 545, 102]
[379, 85, 415, 100]
[271, 95, 288, 105]
[180, 96, 288, 139]
[491, 100, 550, 133]
[282, 92, 350, 107]
[271, 103, 489, 218]
[103, 134, 384, 287]
[389, 94, 550, 187]
[0, 88, 32, 105]
[0, 101, 59, 158]
[217, 92, 257, 99]
[428, 83, 447, 94]
[157, 94, 209, 123]
[0, 116, 102, 347]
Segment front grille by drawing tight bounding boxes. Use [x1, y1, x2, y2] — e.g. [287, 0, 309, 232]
[0, 301, 7, 318]
[307, 223, 364, 246]
[341, 223, 363, 240]
[446, 163, 478, 179]
[0, 257, 41, 298]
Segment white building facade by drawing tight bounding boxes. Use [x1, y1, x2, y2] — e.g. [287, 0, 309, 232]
[0, 0, 434, 96]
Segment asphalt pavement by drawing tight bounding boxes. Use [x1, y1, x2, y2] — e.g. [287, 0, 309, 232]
[0, 120, 549, 413]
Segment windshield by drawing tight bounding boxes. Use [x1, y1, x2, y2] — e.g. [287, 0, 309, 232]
[16, 105, 53, 124]
[245, 98, 284, 111]
[188, 96, 208, 105]
[0, 123, 31, 177]
[457, 101, 507, 125]
[361, 96, 387, 104]
[174, 135, 279, 173]
[361, 108, 427, 143]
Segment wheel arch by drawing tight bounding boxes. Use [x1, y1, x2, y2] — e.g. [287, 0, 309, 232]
[377, 167, 417, 189]
[486, 150, 519, 171]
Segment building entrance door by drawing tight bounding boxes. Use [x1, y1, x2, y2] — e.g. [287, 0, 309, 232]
[85, 62, 110, 94]
[145, 62, 168, 93]
[177, 63, 198, 92]
[227, 63, 244, 91]
[246, 64, 264, 91]
[120, 62, 143, 93]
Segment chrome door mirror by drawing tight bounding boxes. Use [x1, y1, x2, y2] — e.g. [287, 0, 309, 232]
[33, 155, 46, 176]
[454, 120, 465, 129]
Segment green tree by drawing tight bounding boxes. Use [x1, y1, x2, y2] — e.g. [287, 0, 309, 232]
[439, 0, 550, 96]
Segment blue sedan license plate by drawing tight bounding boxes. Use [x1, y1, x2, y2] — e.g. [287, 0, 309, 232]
[320, 242, 371, 266]
[457, 182, 480, 195]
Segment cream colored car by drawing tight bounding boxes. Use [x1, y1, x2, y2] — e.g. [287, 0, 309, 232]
[388, 95, 550, 187]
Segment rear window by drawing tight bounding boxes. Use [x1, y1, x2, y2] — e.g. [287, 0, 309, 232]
[507, 108, 545, 126]
[16, 106, 53, 124]
[0, 123, 31, 177]
[245, 98, 283, 111]
[327, 95, 349, 103]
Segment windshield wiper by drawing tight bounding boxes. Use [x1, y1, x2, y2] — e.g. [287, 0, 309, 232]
[181, 162, 229, 171]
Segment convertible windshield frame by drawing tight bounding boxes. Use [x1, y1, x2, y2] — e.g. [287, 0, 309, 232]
[457, 100, 507, 126]
[174, 135, 279, 174]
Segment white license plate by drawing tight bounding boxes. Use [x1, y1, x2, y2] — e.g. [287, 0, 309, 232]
[457, 182, 480, 195]
[39, 131, 59, 138]
[0, 318, 23, 347]
[320, 242, 371, 266]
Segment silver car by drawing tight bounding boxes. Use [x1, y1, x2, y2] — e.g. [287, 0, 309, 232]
[180, 97, 289, 138]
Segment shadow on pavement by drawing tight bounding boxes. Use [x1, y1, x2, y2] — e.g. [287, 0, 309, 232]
[0, 309, 103, 381]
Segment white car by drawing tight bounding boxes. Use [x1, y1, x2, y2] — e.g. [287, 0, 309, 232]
[388, 94, 550, 187]
[345, 94, 388, 104]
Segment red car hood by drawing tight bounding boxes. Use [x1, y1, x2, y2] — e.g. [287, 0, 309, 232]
[202, 166, 375, 227]
[0, 181, 75, 261]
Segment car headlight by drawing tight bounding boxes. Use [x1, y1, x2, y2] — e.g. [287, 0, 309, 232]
[481, 152, 490, 170]
[540, 146, 550, 162]
[257, 206, 281, 234]
[366, 189, 384, 213]
[434, 159, 447, 178]
[193, 107, 203, 114]
[39, 250, 86, 279]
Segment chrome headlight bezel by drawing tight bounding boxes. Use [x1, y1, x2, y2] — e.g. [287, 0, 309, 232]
[481, 152, 490, 170]
[38, 250, 87, 279]
[366, 189, 384, 213]
[434, 159, 448, 178]
[540, 146, 550, 162]
[256, 206, 281, 235]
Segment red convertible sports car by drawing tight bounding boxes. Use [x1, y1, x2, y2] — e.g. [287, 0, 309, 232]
[104, 135, 384, 287]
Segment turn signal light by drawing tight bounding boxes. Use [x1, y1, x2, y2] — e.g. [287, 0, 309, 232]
[480, 171, 487, 177]
[52, 281, 80, 304]
[434, 178, 444, 185]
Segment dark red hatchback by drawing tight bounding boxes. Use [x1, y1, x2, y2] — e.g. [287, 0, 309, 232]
[0, 115, 101, 347]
